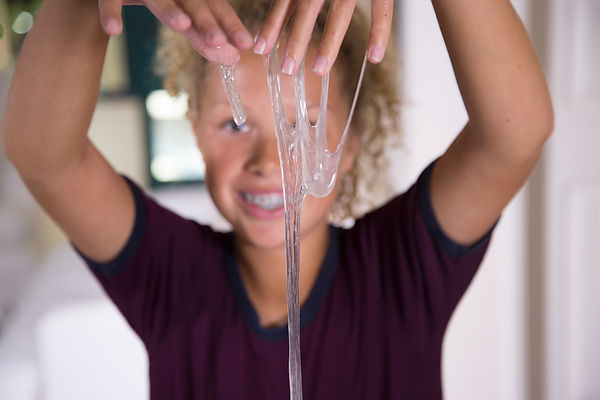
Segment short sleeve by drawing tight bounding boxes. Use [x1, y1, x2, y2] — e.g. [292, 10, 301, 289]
[417, 161, 495, 258]
[73, 176, 226, 346]
[353, 161, 495, 332]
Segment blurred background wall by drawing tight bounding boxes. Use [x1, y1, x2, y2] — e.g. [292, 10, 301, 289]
[0, 0, 598, 399]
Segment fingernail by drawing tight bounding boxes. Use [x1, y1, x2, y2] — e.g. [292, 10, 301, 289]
[254, 37, 266, 55]
[368, 45, 384, 63]
[311, 56, 329, 75]
[282, 56, 295, 75]
[105, 18, 120, 35]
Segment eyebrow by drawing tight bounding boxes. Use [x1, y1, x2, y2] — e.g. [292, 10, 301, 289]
[202, 101, 234, 111]
[206, 100, 332, 116]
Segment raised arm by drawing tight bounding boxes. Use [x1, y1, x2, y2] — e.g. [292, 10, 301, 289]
[429, 0, 554, 245]
[1, 0, 135, 263]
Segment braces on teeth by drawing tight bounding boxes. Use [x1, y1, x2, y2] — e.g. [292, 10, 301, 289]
[243, 193, 284, 210]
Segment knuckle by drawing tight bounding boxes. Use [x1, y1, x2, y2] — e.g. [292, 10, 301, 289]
[376, 0, 394, 11]
[284, 41, 300, 58]
[98, 0, 113, 14]
[370, 25, 388, 39]
[153, 0, 172, 15]
[224, 22, 244, 35]
[187, 7, 208, 25]
[321, 35, 341, 55]
[261, 22, 281, 41]
[374, 1, 394, 21]
[164, 4, 181, 16]
[179, 0, 198, 12]
[205, 0, 226, 14]
[300, 0, 324, 13]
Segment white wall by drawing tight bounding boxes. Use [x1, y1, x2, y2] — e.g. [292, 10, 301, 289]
[538, 0, 600, 399]
[398, 1, 600, 399]
[395, 1, 532, 399]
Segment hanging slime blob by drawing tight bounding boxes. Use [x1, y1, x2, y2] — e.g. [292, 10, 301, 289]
[217, 39, 367, 400]
[218, 64, 247, 126]
[265, 42, 367, 400]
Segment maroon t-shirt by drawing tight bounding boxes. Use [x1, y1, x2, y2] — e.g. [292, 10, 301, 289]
[78, 162, 493, 399]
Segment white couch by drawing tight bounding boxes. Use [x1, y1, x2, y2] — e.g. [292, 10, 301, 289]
[0, 245, 147, 400]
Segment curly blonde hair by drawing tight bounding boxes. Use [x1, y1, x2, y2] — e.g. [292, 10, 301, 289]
[155, 0, 402, 224]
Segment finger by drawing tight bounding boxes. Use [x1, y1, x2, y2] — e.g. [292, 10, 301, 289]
[311, 0, 357, 76]
[205, 0, 253, 50]
[180, 0, 227, 48]
[282, 0, 326, 75]
[98, 0, 123, 35]
[253, 0, 294, 56]
[143, 0, 192, 32]
[368, 0, 394, 63]
[184, 28, 240, 65]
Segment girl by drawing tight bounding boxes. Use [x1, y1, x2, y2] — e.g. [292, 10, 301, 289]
[1, 0, 553, 398]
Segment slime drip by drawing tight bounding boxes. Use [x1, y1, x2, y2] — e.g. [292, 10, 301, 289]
[218, 64, 246, 126]
[265, 43, 367, 400]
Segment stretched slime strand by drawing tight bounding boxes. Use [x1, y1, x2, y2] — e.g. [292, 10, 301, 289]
[218, 64, 247, 126]
[265, 42, 368, 400]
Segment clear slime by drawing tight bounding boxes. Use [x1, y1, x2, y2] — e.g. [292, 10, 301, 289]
[265, 43, 367, 400]
[218, 64, 247, 126]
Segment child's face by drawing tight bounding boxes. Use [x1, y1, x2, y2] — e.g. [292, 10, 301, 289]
[191, 46, 359, 249]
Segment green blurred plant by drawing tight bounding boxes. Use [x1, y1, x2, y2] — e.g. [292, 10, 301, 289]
[5, 0, 41, 54]
[8, 0, 42, 21]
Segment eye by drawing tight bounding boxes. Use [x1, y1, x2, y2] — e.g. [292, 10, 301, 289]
[221, 120, 250, 133]
[290, 120, 318, 128]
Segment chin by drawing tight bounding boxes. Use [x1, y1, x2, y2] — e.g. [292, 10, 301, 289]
[236, 221, 288, 250]
[251, 236, 287, 250]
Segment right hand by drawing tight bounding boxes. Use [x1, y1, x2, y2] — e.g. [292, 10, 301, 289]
[97, 0, 253, 65]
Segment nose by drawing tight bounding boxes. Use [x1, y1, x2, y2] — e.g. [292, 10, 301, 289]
[245, 130, 281, 177]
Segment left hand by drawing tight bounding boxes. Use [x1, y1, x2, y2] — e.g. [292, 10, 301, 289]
[253, 0, 394, 76]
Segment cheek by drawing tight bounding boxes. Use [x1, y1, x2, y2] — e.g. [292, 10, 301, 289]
[201, 161, 217, 195]
[202, 162, 232, 215]
[200, 140, 248, 186]
[202, 153, 229, 186]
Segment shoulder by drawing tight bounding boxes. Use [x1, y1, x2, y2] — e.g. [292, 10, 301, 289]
[335, 161, 494, 330]
[347, 160, 493, 260]
[81, 176, 227, 279]
[126, 176, 222, 239]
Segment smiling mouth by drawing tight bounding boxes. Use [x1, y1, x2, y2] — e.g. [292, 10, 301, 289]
[241, 192, 284, 211]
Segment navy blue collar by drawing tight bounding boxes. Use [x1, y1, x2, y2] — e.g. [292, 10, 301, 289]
[224, 226, 340, 342]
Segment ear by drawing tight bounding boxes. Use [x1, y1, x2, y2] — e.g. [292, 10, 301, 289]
[340, 130, 360, 173]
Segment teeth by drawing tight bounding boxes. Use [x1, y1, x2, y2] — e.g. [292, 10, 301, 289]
[243, 192, 284, 210]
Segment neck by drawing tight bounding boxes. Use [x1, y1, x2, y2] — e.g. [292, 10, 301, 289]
[234, 222, 330, 328]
